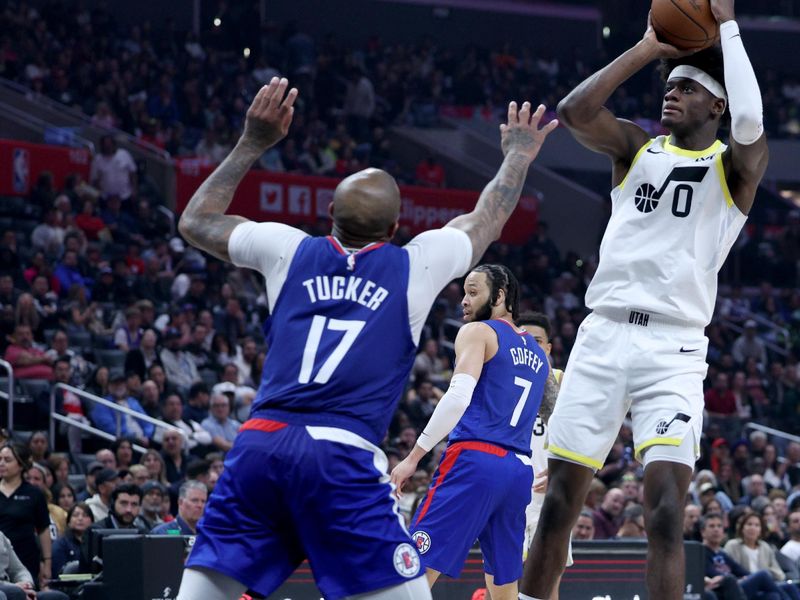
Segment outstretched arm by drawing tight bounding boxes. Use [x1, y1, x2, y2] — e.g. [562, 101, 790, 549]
[538, 366, 560, 425]
[446, 102, 558, 268]
[712, 0, 769, 215]
[390, 323, 490, 494]
[558, 15, 687, 186]
[178, 77, 298, 262]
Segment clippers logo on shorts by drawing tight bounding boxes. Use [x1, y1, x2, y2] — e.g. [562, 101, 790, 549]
[412, 530, 431, 554]
[393, 543, 421, 577]
[655, 412, 692, 435]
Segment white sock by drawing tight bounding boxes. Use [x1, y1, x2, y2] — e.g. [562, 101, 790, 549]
[519, 595, 543, 600]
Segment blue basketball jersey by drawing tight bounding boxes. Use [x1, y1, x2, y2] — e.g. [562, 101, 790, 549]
[449, 320, 548, 455]
[251, 236, 416, 445]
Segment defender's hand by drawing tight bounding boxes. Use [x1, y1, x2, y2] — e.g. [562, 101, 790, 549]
[710, 0, 735, 24]
[533, 468, 549, 494]
[241, 77, 298, 151]
[500, 101, 558, 162]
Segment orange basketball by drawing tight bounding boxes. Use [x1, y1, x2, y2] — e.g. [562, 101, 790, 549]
[651, 0, 719, 51]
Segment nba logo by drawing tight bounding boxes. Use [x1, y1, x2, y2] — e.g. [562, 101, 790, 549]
[12, 148, 29, 193]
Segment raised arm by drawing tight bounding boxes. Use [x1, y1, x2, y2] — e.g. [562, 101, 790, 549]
[557, 15, 686, 186]
[446, 102, 558, 268]
[177, 77, 298, 262]
[712, 0, 769, 215]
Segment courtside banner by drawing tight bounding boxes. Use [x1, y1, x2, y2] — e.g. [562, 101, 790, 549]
[175, 159, 538, 244]
[0, 138, 91, 196]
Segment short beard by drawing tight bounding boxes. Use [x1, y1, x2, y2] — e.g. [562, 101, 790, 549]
[473, 298, 493, 322]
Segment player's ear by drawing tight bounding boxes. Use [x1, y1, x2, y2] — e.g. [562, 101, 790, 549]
[494, 287, 506, 309]
[387, 219, 399, 239]
[327, 201, 335, 220]
[712, 98, 726, 119]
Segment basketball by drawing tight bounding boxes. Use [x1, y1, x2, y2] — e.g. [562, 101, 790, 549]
[651, 0, 719, 50]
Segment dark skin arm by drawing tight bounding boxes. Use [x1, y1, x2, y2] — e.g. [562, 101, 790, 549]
[557, 15, 686, 187]
[177, 77, 298, 262]
[446, 102, 558, 267]
[712, 0, 769, 215]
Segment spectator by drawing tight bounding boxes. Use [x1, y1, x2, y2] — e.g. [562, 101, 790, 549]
[0, 444, 51, 588]
[88, 483, 147, 533]
[685, 504, 702, 541]
[705, 373, 738, 426]
[137, 481, 166, 531]
[739, 474, 768, 508]
[160, 430, 188, 485]
[152, 394, 212, 456]
[201, 393, 241, 453]
[30, 210, 65, 259]
[616, 503, 647, 539]
[45, 330, 91, 387]
[75, 462, 103, 503]
[159, 328, 200, 393]
[89, 136, 137, 201]
[127, 465, 149, 489]
[111, 438, 134, 471]
[702, 512, 784, 600]
[781, 511, 800, 563]
[343, 66, 375, 140]
[74, 200, 108, 242]
[94, 449, 116, 471]
[415, 156, 446, 188]
[24, 463, 66, 541]
[572, 510, 595, 540]
[184, 383, 210, 424]
[150, 480, 207, 536]
[26, 433, 49, 465]
[592, 488, 625, 540]
[0, 530, 69, 600]
[213, 368, 256, 422]
[51, 483, 75, 514]
[113, 307, 142, 352]
[84, 469, 119, 522]
[4, 324, 54, 381]
[53, 251, 89, 300]
[51, 503, 93, 579]
[732, 321, 768, 369]
[412, 338, 450, 387]
[90, 373, 153, 445]
[139, 450, 169, 487]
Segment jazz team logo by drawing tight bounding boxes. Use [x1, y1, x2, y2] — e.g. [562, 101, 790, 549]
[412, 530, 431, 554]
[393, 542, 421, 577]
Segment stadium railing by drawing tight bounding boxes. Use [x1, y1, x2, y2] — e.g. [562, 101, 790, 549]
[0, 359, 14, 431]
[49, 383, 183, 453]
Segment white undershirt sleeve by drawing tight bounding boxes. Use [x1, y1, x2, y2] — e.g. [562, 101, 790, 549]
[404, 227, 473, 345]
[417, 373, 477, 452]
[228, 221, 308, 312]
[721, 21, 764, 145]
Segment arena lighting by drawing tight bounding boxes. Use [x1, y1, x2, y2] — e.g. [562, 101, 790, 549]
[243, 47, 251, 58]
[213, 17, 221, 27]
[603, 26, 611, 38]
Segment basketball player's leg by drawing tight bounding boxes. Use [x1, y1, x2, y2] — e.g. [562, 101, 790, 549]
[177, 567, 247, 600]
[345, 576, 432, 600]
[485, 573, 517, 600]
[642, 447, 694, 600]
[519, 459, 594, 599]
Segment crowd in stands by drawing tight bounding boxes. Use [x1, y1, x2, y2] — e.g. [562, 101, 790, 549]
[1, 1, 800, 597]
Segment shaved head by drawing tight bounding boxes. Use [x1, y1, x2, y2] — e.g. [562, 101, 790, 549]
[331, 168, 401, 243]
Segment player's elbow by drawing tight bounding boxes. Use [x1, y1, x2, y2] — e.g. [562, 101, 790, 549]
[556, 95, 587, 127]
[730, 110, 764, 146]
[177, 213, 196, 242]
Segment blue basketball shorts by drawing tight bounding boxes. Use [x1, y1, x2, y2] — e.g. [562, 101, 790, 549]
[187, 418, 422, 599]
[409, 440, 533, 585]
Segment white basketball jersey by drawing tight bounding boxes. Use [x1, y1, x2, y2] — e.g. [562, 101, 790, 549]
[585, 136, 747, 327]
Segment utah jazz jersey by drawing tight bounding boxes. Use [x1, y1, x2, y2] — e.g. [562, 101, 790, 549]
[450, 320, 549, 455]
[586, 135, 747, 327]
[251, 236, 416, 445]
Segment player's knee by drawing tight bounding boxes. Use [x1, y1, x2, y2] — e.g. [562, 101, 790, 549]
[645, 497, 683, 545]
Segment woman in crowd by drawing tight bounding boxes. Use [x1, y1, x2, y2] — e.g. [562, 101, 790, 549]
[51, 483, 76, 513]
[51, 503, 93, 577]
[0, 443, 51, 587]
[47, 454, 70, 488]
[764, 444, 789, 491]
[139, 449, 169, 486]
[86, 365, 109, 398]
[724, 512, 800, 600]
[111, 437, 134, 471]
[25, 464, 66, 540]
[27, 432, 50, 464]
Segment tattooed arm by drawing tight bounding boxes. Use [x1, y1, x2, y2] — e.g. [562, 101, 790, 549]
[538, 367, 560, 425]
[446, 101, 558, 268]
[178, 77, 298, 262]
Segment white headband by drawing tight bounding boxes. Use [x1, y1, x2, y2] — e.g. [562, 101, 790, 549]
[668, 65, 727, 101]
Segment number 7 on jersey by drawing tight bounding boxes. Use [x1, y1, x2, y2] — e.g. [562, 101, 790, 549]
[298, 316, 366, 384]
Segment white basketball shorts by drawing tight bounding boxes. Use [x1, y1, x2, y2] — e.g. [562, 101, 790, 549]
[547, 309, 708, 470]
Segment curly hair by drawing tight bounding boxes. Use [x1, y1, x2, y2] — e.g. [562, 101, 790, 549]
[471, 264, 520, 321]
